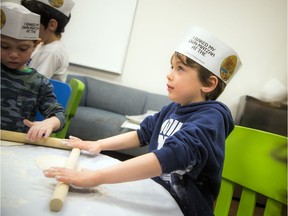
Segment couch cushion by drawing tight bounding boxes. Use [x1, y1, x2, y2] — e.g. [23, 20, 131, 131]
[67, 106, 131, 140]
[86, 78, 148, 116]
[143, 93, 171, 113]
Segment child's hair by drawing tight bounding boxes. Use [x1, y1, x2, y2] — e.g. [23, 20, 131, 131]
[174, 52, 226, 100]
[21, 0, 71, 36]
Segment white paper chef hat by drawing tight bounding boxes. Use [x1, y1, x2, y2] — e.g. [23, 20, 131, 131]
[176, 26, 241, 84]
[36, 0, 75, 17]
[0, 2, 40, 40]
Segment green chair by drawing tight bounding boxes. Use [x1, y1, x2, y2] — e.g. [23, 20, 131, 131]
[214, 125, 287, 216]
[53, 78, 85, 138]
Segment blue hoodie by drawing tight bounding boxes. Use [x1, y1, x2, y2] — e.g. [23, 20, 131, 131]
[137, 101, 234, 216]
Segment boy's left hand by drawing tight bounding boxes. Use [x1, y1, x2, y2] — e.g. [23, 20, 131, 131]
[23, 119, 53, 142]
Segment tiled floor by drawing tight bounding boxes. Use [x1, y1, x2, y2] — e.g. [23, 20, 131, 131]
[229, 199, 264, 216]
[229, 198, 287, 216]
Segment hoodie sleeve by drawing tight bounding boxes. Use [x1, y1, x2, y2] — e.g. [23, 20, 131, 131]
[38, 78, 66, 131]
[137, 103, 174, 147]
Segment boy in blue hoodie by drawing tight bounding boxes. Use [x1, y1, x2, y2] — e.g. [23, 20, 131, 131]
[44, 26, 241, 215]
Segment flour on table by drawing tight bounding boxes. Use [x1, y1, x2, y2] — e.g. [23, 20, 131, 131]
[0, 140, 24, 146]
[1, 196, 28, 208]
[34, 155, 82, 170]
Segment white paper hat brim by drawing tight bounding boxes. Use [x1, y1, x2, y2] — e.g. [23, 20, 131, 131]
[36, 0, 75, 17]
[176, 26, 241, 84]
[1, 2, 40, 40]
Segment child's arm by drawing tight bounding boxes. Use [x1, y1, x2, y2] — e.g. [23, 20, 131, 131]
[44, 152, 162, 187]
[63, 131, 141, 154]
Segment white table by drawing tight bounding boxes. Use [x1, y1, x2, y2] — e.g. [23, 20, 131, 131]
[1, 142, 183, 216]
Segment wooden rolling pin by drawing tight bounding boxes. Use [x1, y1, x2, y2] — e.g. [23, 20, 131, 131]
[0, 130, 71, 150]
[1, 130, 81, 212]
[49, 147, 81, 211]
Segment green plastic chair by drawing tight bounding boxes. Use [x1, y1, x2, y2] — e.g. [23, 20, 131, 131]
[53, 78, 85, 138]
[214, 125, 287, 216]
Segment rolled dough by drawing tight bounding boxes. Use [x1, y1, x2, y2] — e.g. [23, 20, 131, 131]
[34, 155, 82, 170]
[1, 140, 24, 146]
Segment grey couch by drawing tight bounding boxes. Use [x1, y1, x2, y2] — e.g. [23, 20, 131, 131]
[66, 74, 171, 156]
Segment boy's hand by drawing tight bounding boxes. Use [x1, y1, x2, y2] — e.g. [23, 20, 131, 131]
[63, 136, 101, 154]
[44, 167, 99, 187]
[23, 119, 53, 141]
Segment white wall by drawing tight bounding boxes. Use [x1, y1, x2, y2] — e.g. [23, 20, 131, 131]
[5, 0, 287, 118]
[68, 0, 287, 118]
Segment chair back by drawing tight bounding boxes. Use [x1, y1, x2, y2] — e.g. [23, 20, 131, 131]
[53, 78, 85, 138]
[214, 125, 287, 216]
[34, 79, 72, 121]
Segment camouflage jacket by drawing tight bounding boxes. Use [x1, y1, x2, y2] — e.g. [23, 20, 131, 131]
[1, 64, 66, 133]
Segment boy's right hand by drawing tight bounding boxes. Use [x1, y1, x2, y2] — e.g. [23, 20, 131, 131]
[63, 136, 101, 155]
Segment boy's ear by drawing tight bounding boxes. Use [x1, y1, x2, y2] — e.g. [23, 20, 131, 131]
[48, 19, 58, 32]
[201, 75, 218, 93]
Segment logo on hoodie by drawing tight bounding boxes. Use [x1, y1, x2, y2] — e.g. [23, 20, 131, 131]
[157, 119, 182, 149]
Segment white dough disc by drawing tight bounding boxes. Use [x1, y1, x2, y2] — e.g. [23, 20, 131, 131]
[1, 140, 24, 146]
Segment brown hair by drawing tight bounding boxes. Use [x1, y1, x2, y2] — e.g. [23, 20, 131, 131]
[174, 52, 226, 100]
[21, 0, 71, 36]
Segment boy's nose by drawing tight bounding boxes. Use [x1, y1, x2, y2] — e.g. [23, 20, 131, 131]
[167, 70, 174, 80]
[9, 51, 19, 59]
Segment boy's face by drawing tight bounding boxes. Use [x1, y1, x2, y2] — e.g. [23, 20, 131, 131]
[1, 35, 36, 70]
[38, 24, 49, 43]
[167, 54, 206, 105]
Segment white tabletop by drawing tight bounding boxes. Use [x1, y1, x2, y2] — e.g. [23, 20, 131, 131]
[1, 142, 183, 216]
